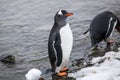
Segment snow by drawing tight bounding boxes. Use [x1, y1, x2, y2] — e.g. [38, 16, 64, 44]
[25, 68, 42, 80]
[68, 49, 120, 80]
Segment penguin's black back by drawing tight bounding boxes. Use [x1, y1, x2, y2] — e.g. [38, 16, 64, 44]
[48, 22, 63, 72]
[90, 11, 119, 46]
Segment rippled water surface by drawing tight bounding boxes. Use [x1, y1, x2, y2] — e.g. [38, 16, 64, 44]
[0, 0, 120, 80]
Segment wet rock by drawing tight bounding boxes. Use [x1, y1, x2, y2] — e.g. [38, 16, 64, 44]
[39, 77, 45, 80]
[112, 41, 120, 52]
[51, 74, 76, 80]
[52, 76, 76, 80]
[89, 49, 106, 57]
[0, 54, 15, 64]
[72, 58, 87, 68]
[62, 77, 76, 80]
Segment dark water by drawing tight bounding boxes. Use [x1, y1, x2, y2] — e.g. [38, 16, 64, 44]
[0, 0, 120, 80]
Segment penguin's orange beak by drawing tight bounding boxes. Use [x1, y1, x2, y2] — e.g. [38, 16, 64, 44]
[65, 13, 73, 17]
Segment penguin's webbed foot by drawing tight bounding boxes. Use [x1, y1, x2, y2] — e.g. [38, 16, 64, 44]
[60, 68, 69, 72]
[107, 40, 114, 47]
[57, 72, 67, 76]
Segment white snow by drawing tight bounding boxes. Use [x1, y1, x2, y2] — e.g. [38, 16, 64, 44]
[68, 48, 120, 80]
[25, 68, 42, 80]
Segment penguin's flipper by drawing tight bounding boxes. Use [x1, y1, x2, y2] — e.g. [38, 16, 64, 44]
[54, 33, 62, 67]
[48, 33, 62, 72]
[48, 41, 57, 72]
[105, 18, 117, 38]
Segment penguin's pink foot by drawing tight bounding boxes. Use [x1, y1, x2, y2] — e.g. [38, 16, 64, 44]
[108, 40, 114, 44]
[107, 39, 114, 47]
[57, 72, 67, 76]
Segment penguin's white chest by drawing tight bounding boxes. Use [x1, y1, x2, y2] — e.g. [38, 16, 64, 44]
[59, 23, 73, 66]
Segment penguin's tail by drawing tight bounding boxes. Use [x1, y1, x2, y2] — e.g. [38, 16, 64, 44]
[83, 28, 90, 34]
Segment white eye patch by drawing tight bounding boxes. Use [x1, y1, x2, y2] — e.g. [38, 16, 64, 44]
[58, 10, 62, 15]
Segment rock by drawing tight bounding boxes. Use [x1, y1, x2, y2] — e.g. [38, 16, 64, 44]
[0, 54, 15, 63]
[89, 49, 105, 57]
[51, 74, 76, 80]
[39, 77, 45, 80]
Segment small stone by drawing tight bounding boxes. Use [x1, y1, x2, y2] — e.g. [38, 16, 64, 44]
[39, 77, 45, 80]
[0, 54, 15, 64]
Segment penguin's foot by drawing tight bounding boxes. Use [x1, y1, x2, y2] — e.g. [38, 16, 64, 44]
[108, 40, 114, 44]
[60, 68, 69, 72]
[107, 40, 114, 47]
[106, 38, 114, 44]
[57, 72, 67, 76]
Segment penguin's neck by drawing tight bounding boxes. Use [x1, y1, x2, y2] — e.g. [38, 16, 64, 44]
[51, 21, 68, 33]
[55, 20, 67, 27]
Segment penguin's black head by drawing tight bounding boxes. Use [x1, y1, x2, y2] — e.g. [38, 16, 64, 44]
[54, 10, 73, 25]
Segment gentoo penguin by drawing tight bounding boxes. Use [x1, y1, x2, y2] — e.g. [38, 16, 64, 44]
[25, 68, 43, 80]
[48, 10, 73, 76]
[89, 11, 120, 48]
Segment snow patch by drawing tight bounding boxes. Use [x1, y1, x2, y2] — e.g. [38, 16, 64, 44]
[69, 49, 120, 80]
[25, 68, 42, 80]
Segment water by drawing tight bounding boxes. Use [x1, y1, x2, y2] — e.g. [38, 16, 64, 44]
[0, 0, 120, 80]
